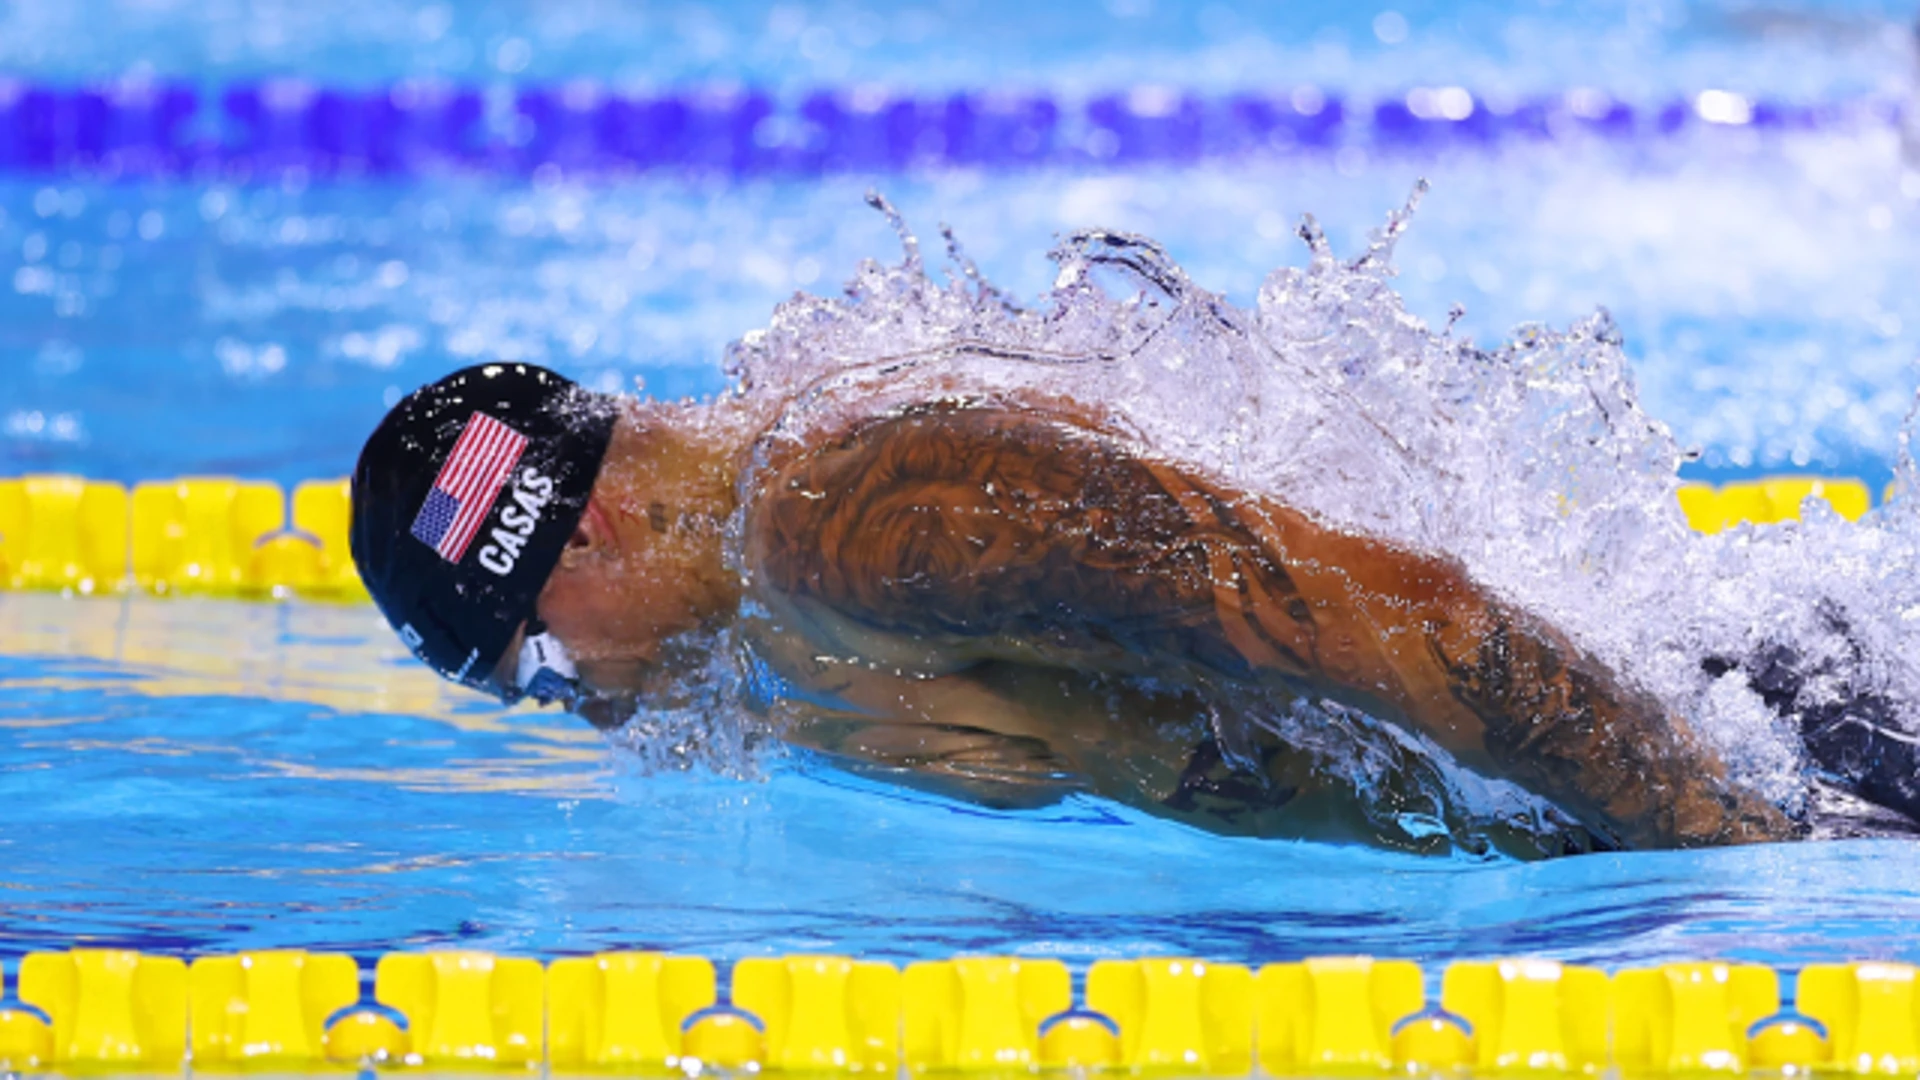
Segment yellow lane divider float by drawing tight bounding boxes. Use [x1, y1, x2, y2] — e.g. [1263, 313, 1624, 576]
[0, 473, 1889, 602]
[1, 950, 1919, 1074]
[1676, 476, 1875, 534]
[0, 476, 363, 600]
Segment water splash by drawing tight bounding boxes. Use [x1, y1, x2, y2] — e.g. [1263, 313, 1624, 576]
[627, 190, 1920, 849]
[604, 626, 777, 780]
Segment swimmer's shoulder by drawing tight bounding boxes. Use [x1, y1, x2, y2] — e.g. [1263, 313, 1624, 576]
[740, 398, 1140, 485]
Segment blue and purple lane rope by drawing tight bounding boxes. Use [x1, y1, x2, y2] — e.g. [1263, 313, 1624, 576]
[0, 81, 1903, 178]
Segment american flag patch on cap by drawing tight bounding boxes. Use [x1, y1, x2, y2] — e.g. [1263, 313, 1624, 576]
[409, 412, 529, 563]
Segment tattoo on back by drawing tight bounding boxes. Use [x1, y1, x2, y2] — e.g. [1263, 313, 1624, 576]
[747, 404, 1794, 848]
[750, 404, 1324, 681]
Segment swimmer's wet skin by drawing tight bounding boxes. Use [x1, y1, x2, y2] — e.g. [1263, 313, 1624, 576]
[351, 363, 1903, 856]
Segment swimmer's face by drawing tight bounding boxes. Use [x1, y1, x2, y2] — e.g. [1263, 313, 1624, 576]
[535, 497, 682, 693]
[519, 407, 740, 703]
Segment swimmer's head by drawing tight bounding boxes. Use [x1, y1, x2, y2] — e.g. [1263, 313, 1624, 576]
[351, 363, 616, 704]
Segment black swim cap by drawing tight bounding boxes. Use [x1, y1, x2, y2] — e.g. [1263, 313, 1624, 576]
[351, 363, 617, 692]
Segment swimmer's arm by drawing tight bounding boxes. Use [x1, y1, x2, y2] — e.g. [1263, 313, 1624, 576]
[568, 638, 1076, 806]
[1411, 586, 1795, 848]
[1230, 510, 1796, 848]
[781, 702, 1079, 811]
[751, 632, 1081, 808]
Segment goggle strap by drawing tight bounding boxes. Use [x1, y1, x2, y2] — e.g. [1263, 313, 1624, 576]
[510, 628, 583, 707]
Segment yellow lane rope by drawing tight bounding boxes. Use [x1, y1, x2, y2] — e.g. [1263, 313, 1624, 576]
[0, 476, 362, 601]
[0, 474, 1885, 603]
[0, 950, 1899, 1074]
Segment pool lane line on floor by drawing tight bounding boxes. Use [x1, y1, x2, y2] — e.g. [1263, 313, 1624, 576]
[0, 84, 1901, 179]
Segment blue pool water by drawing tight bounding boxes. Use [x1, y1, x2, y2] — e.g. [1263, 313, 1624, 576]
[10, 587, 1920, 966]
[7, 0, 1920, 968]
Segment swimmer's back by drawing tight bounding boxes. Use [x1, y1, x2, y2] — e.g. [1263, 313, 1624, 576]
[745, 402, 1274, 679]
[738, 402, 1793, 850]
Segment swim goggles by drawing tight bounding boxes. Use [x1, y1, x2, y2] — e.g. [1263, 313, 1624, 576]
[502, 620, 586, 708]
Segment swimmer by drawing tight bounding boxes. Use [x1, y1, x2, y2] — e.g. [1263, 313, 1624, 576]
[352, 362, 1838, 856]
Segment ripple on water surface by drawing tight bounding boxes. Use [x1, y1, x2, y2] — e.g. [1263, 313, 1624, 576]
[2, 590, 1919, 965]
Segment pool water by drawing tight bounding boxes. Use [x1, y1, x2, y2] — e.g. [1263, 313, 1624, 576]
[7, 0, 1920, 968]
[10, 588, 1920, 967]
